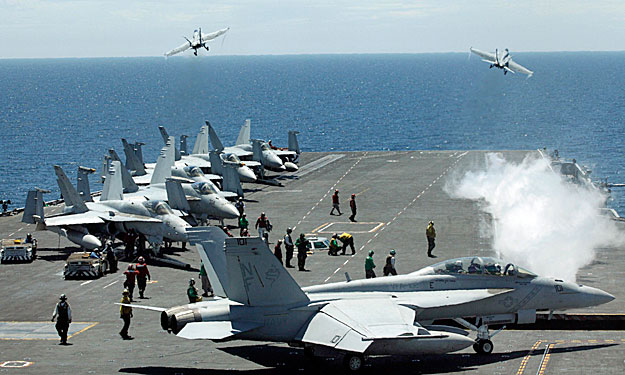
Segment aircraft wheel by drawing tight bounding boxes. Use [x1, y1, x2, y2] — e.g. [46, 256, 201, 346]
[343, 353, 364, 371]
[475, 339, 494, 354]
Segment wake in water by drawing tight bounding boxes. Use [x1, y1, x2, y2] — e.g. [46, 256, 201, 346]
[445, 153, 625, 282]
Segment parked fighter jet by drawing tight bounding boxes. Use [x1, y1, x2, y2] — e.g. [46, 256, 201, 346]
[22, 163, 189, 251]
[106, 140, 240, 221]
[470, 47, 533, 77]
[121, 227, 476, 371]
[208, 120, 298, 174]
[306, 256, 614, 355]
[165, 27, 229, 57]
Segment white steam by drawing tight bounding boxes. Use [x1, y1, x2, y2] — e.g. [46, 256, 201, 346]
[446, 153, 624, 282]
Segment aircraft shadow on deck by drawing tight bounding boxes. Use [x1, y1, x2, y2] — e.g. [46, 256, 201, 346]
[118, 342, 617, 374]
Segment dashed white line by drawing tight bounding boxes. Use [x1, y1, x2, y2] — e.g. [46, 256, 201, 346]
[81, 280, 94, 286]
[103, 280, 119, 289]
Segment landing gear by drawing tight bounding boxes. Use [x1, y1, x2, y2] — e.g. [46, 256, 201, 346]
[473, 339, 494, 354]
[193, 50, 198, 56]
[454, 317, 505, 355]
[343, 353, 364, 372]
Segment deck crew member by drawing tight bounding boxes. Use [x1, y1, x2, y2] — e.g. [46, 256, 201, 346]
[426, 221, 436, 258]
[51, 294, 71, 345]
[383, 249, 397, 276]
[349, 194, 357, 222]
[235, 197, 245, 217]
[123, 264, 138, 301]
[135, 256, 151, 299]
[295, 233, 310, 271]
[274, 239, 283, 265]
[255, 212, 271, 240]
[365, 250, 376, 279]
[119, 289, 133, 340]
[330, 190, 342, 215]
[328, 234, 340, 256]
[338, 232, 355, 255]
[284, 228, 295, 268]
[199, 262, 213, 297]
[187, 279, 201, 303]
[239, 213, 249, 236]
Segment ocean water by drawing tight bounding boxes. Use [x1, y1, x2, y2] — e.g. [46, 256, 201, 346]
[1, 53, 625, 211]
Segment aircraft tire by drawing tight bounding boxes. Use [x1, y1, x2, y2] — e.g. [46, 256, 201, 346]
[475, 339, 493, 354]
[343, 353, 364, 371]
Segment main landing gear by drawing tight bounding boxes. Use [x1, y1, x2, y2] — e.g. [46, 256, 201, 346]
[454, 317, 505, 355]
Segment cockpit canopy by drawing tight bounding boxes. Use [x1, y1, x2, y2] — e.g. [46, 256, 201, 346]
[183, 166, 204, 177]
[414, 256, 536, 279]
[222, 153, 241, 163]
[192, 182, 218, 195]
[143, 200, 174, 216]
[260, 143, 270, 151]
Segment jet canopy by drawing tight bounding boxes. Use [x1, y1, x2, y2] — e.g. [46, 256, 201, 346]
[415, 256, 536, 279]
[143, 200, 174, 216]
[183, 166, 204, 178]
[192, 182, 218, 195]
[222, 153, 241, 163]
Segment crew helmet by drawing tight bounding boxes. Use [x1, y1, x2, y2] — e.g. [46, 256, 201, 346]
[189, 278, 195, 285]
[59, 294, 67, 300]
[390, 249, 396, 255]
[122, 289, 129, 295]
[138, 256, 145, 263]
[368, 250, 374, 256]
[286, 228, 292, 233]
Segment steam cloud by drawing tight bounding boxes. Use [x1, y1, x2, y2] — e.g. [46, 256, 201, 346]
[445, 153, 625, 281]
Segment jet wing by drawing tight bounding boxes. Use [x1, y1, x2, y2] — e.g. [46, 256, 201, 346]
[165, 42, 191, 57]
[470, 47, 496, 62]
[401, 288, 514, 309]
[44, 212, 105, 227]
[273, 150, 297, 158]
[96, 211, 162, 223]
[295, 298, 418, 353]
[176, 320, 261, 340]
[201, 27, 230, 42]
[222, 147, 252, 159]
[507, 59, 534, 76]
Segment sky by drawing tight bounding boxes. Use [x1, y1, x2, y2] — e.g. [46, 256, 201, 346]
[1, 0, 624, 58]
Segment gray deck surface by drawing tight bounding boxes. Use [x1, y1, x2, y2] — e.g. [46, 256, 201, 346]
[0, 150, 623, 374]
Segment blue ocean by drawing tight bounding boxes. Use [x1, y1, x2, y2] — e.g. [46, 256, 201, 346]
[1, 53, 624, 211]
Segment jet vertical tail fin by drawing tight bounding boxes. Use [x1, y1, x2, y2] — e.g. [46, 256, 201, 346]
[192, 124, 210, 154]
[235, 119, 251, 146]
[150, 138, 175, 185]
[122, 138, 146, 176]
[108, 149, 139, 193]
[222, 163, 243, 197]
[22, 189, 48, 224]
[288, 130, 300, 155]
[158, 126, 181, 161]
[77, 166, 95, 202]
[251, 139, 263, 163]
[207, 122, 224, 152]
[187, 227, 310, 306]
[134, 142, 146, 165]
[54, 165, 89, 213]
[100, 160, 124, 201]
[180, 135, 188, 156]
[223, 236, 309, 306]
[165, 178, 191, 212]
[208, 151, 224, 175]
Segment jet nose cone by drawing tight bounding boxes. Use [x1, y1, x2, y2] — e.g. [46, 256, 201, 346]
[220, 202, 240, 219]
[284, 162, 298, 172]
[581, 285, 615, 307]
[264, 153, 285, 170]
[238, 166, 257, 182]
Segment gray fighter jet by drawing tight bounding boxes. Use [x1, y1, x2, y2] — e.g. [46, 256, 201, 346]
[105, 140, 240, 221]
[306, 256, 614, 355]
[207, 120, 298, 173]
[22, 163, 189, 250]
[470, 47, 533, 77]
[122, 227, 477, 371]
[125, 229, 614, 370]
[164, 27, 229, 57]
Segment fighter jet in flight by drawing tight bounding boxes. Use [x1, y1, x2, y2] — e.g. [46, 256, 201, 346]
[22, 163, 189, 251]
[165, 27, 229, 57]
[125, 229, 614, 371]
[470, 47, 533, 77]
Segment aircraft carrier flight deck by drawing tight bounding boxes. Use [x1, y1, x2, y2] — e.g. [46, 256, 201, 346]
[0, 150, 623, 374]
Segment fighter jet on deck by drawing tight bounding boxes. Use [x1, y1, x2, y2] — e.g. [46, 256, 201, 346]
[165, 27, 229, 57]
[470, 47, 533, 77]
[124, 230, 614, 371]
[22, 163, 189, 251]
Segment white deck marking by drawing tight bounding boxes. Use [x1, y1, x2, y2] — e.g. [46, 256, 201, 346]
[80, 280, 94, 286]
[103, 280, 119, 289]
